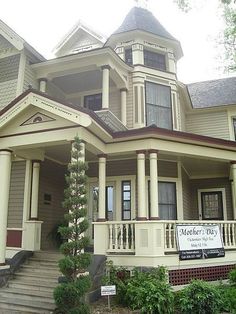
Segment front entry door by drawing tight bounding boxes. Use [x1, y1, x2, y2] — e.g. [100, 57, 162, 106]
[200, 191, 224, 220]
[88, 182, 116, 240]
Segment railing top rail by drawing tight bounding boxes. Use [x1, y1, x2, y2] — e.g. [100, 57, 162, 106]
[93, 220, 236, 225]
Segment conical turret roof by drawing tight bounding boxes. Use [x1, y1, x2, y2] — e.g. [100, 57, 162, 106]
[112, 6, 177, 41]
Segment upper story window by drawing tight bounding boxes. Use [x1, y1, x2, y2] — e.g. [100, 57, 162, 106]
[144, 50, 166, 71]
[125, 48, 133, 65]
[84, 93, 102, 111]
[233, 118, 236, 139]
[145, 82, 172, 129]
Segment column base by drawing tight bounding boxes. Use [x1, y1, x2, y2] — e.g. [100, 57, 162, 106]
[29, 217, 38, 221]
[96, 218, 107, 222]
[149, 217, 160, 220]
[136, 217, 148, 221]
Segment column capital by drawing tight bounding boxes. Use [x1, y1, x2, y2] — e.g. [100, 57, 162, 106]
[0, 149, 12, 154]
[148, 149, 159, 155]
[32, 160, 41, 164]
[38, 78, 48, 82]
[98, 154, 107, 159]
[101, 65, 111, 71]
[136, 150, 146, 155]
[120, 88, 128, 92]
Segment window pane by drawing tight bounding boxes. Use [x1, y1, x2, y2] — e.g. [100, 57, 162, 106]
[125, 48, 133, 65]
[145, 82, 172, 129]
[158, 182, 176, 220]
[124, 191, 131, 201]
[84, 93, 102, 111]
[144, 50, 166, 70]
[201, 192, 223, 219]
[159, 205, 177, 220]
[123, 201, 131, 210]
[123, 211, 131, 220]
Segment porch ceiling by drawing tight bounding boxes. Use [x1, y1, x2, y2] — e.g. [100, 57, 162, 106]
[44, 144, 98, 164]
[181, 156, 230, 178]
[52, 70, 115, 94]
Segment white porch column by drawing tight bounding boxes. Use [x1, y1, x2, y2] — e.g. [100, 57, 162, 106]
[98, 154, 107, 221]
[39, 78, 47, 93]
[120, 88, 127, 126]
[231, 162, 236, 219]
[30, 161, 40, 220]
[101, 65, 110, 109]
[137, 150, 147, 220]
[0, 150, 12, 265]
[149, 150, 159, 220]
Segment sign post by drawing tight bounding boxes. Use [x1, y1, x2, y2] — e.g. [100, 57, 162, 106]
[176, 224, 225, 260]
[101, 285, 116, 310]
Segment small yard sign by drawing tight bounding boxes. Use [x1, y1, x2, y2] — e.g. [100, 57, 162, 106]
[101, 285, 116, 296]
[176, 224, 225, 260]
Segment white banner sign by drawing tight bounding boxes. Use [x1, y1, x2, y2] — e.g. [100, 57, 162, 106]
[176, 224, 225, 260]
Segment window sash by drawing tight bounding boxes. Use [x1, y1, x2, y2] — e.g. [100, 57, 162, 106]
[145, 82, 172, 129]
[144, 50, 166, 71]
[84, 93, 102, 111]
[125, 48, 133, 65]
[148, 181, 177, 220]
[122, 181, 131, 220]
[201, 191, 223, 220]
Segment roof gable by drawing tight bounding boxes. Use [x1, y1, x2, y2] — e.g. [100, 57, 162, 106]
[53, 21, 106, 57]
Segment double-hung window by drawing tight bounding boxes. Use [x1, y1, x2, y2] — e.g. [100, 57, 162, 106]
[125, 48, 133, 66]
[145, 82, 172, 129]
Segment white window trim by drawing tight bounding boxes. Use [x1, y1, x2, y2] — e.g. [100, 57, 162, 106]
[197, 188, 227, 221]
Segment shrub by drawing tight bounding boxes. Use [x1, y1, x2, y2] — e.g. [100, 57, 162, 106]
[53, 136, 91, 313]
[177, 279, 222, 314]
[218, 285, 236, 313]
[229, 268, 236, 286]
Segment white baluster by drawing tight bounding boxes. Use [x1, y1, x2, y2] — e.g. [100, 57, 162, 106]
[125, 224, 129, 249]
[109, 224, 113, 250]
[120, 224, 124, 250]
[232, 223, 236, 247]
[115, 224, 118, 250]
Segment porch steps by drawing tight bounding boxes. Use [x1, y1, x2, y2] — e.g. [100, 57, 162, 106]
[0, 251, 61, 313]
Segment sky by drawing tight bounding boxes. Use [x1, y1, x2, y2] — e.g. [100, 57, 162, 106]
[0, 0, 232, 83]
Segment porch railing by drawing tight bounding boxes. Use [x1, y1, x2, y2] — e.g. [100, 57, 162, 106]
[93, 220, 236, 255]
[106, 222, 136, 253]
[164, 220, 236, 252]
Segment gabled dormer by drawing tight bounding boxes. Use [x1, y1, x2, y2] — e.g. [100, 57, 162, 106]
[105, 6, 184, 131]
[53, 21, 106, 57]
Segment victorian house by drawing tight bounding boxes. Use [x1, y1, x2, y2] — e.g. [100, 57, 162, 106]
[0, 4, 236, 307]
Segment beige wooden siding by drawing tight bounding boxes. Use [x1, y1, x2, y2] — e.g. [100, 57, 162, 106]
[109, 90, 121, 120]
[179, 102, 186, 132]
[126, 74, 134, 128]
[38, 159, 66, 250]
[0, 54, 20, 109]
[190, 177, 233, 220]
[0, 79, 18, 109]
[7, 161, 26, 228]
[23, 57, 38, 91]
[182, 168, 192, 219]
[0, 34, 13, 49]
[186, 110, 230, 140]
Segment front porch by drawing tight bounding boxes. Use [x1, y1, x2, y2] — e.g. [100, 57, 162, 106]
[93, 219, 236, 286]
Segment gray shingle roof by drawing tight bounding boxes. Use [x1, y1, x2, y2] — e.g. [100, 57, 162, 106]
[187, 77, 236, 108]
[112, 7, 177, 41]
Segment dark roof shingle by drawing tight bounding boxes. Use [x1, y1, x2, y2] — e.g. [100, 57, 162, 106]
[187, 77, 236, 108]
[112, 6, 177, 41]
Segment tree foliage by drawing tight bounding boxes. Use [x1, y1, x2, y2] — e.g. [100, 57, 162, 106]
[174, 0, 236, 71]
[54, 136, 91, 314]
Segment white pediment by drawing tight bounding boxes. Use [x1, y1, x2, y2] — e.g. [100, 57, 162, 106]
[0, 91, 92, 137]
[0, 20, 24, 51]
[53, 21, 106, 57]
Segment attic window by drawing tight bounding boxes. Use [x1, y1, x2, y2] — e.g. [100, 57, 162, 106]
[144, 50, 166, 71]
[125, 48, 133, 65]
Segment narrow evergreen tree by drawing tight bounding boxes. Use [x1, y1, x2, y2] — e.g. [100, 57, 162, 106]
[54, 136, 91, 314]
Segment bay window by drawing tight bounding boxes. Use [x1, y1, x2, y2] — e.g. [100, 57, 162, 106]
[145, 82, 172, 129]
